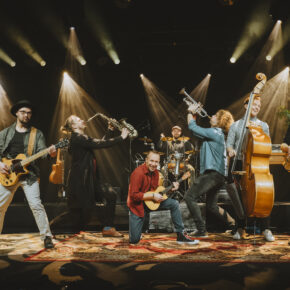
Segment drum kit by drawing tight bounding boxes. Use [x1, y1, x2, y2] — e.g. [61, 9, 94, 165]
[135, 135, 197, 201]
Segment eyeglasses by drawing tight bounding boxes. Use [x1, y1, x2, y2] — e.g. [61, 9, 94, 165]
[18, 110, 32, 116]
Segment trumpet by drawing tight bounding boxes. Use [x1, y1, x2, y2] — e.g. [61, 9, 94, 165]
[87, 112, 138, 139]
[179, 88, 210, 118]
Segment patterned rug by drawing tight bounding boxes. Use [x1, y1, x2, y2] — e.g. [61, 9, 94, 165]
[25, 232, 290, 263]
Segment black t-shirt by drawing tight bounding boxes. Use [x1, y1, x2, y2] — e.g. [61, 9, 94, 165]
[6, 130, 25, 158]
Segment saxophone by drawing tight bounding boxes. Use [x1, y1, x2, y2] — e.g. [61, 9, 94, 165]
[87, 112, 138, 139]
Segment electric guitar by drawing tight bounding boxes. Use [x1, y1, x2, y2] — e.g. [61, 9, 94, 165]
[144, 171, 191, 211]
[0, 139, 69, 187]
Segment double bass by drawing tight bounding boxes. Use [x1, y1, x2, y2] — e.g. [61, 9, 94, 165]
[229, 73, 274, 218]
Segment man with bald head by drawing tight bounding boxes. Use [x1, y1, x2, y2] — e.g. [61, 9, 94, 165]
[127, 150, 198, 245]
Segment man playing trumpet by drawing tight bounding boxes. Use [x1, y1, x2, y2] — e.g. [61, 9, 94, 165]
[184, 103, 236, 237]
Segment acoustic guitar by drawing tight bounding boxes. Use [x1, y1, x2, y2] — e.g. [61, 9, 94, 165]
[49, 148, 64, 184]
[0, 139, 69, 187]
[144, 171, 190, 211]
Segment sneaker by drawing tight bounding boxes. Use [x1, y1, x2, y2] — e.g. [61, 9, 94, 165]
[44, 236, 54, 249]
[177, 232, 199, 245]
[190, 230, 208, 238]
[263, 229, 275, 242]
[232, 228, 246, 240]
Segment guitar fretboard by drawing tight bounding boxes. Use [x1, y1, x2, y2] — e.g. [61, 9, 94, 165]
[20, 148, 49, 166]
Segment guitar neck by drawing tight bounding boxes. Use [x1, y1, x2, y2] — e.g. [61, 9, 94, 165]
[21, 148, 49, 166]
[163, 176, 184, 194]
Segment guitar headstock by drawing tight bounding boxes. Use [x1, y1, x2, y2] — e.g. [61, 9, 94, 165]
[55, 138, 69, 149]
[181, 171, 191, 181]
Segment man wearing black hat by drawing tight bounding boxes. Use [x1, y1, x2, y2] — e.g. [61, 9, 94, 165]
[0, 100, 56, 248]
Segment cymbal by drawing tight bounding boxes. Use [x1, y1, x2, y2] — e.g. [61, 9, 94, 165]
[185, 150, 195, 154]
[143, 151, 165, 156]
[178, 137, 190, 141]
[161, 137, 173, 141]
[139, 137, 153, 143]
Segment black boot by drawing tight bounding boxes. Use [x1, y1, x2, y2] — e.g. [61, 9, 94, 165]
[44, 236, 54, 249]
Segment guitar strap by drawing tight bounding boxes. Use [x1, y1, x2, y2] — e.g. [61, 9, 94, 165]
[27, 127, 37, 156]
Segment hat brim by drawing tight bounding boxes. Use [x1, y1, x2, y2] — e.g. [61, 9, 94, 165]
[10, 101, 34, 116]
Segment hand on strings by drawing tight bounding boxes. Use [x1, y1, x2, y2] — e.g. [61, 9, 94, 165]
[153, 192, 164, 202]
[227, 147, 236, 158]
[172, 182, 180, 191]
[121, 128, 129, 139]
[0, 162, 10, 175]
[48, 145, 57, 157]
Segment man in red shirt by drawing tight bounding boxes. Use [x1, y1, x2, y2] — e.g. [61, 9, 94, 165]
[127, 150, 198, 244]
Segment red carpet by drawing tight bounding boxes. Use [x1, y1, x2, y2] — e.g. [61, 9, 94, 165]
[25, 232, 290, 263]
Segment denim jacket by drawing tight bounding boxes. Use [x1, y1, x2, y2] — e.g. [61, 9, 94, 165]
[0, 122, 48, 184]
[226, 116, 269, 160]
[188, 120, 227, 177]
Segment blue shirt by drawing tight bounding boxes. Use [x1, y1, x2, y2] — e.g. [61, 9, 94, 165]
[188, 120, 227, 177]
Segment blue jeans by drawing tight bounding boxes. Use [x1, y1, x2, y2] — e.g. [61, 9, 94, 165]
[129, 198, 184, 244]
[184, 170, 235, 232]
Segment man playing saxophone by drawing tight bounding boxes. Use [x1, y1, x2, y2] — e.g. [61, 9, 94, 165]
[61, 115, 129, 236]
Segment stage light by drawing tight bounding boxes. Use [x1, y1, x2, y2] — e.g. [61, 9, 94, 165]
[140, 73, 144, 78]
[68, 29, 87, 67]
[76, 55, 86, 66]
[230, 57, 236, 63]
[227, 67, 289, 143]
[0, 48, 16, 67]
[7, 26, 46, 66]
[230, 2, 272, 63]
[70, 27, 75, 30]
[40, 60, 46, 67]
[188, 74, 211, 105]
[49, 71, 129, 191]
[85, 1, 120, 65]
[266, 55, 272, 61]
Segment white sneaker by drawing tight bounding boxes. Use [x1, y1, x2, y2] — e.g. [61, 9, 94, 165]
[233, 231, 241, 240]
[232, 228, 246, 240]
[263, 229, 275, 242]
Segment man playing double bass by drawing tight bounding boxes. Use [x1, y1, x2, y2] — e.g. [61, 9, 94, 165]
[226, 95, 275, 242]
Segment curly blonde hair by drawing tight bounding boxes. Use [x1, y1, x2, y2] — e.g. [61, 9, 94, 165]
[215, 110, 234, 134]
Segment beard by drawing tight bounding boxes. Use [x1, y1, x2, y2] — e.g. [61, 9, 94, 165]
[19, 118, 31, 127]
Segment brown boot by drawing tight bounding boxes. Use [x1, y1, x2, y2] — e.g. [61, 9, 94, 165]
[102, 227, 124, 237]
